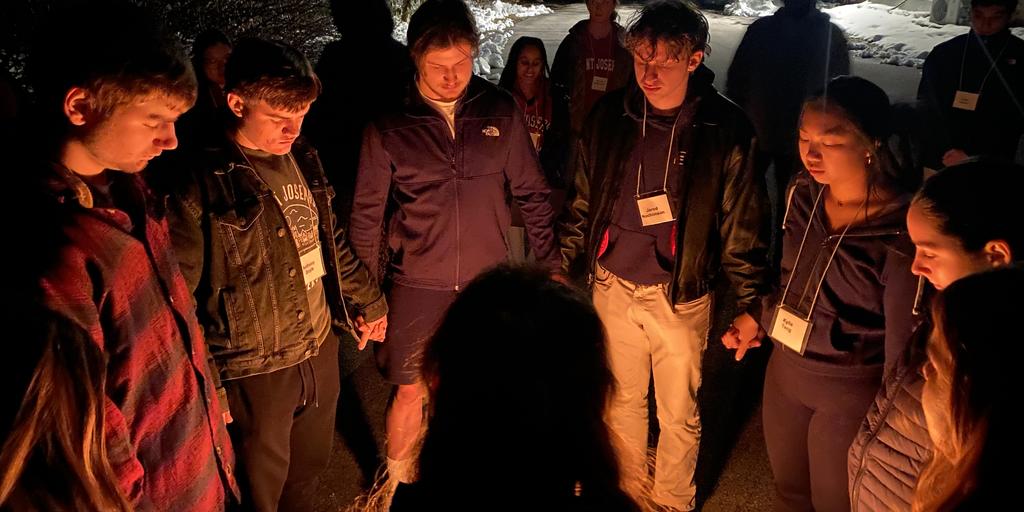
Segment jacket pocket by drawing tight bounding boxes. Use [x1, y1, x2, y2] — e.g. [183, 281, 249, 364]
[213, 197, 266, 266]
[215, 197, 264, 232]
[213, 198, 270, 358]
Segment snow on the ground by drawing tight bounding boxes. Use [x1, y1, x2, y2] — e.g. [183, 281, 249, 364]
[393, 0, 551, 79]
[826, 2, 966, 67]
[724, 0, 778, 18]
[827, 3, 1024, 67]
[722, 0, 1024, 68]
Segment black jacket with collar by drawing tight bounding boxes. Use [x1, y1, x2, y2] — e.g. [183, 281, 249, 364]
[350, 75, 558, 290]
[918, 29, 1024, 168]
[558, 67, 771, 314]
[159, 136, 387, 381]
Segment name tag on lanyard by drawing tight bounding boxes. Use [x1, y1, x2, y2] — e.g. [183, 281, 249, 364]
[636, 192, 674, 226]
[769, 304, 812, 355]
[768, 186, 865, 357]
[953, 90, 979, 111]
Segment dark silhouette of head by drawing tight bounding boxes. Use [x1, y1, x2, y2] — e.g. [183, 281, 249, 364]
[781, 0, 817, 16]
[330, 0, 395, 39]
[191, 28, 232, 90]
[414, 265, 637, 509]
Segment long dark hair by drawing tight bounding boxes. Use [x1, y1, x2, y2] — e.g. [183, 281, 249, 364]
[0, 311, 132, 512]
[914, 265, 1023, 511]
[498, 36, 550, 93]
[415, 265, 638, 509]
[913, 160, 1024, 254]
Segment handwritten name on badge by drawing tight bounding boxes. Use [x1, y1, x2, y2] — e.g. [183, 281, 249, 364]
[780, 316, 794, 333]
[770, 306, 811, 355]
[953, 91, 979, 111]
[636, 193, 674, 226]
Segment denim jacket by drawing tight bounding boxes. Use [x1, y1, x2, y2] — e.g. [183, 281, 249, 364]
[163, 136, 387, 381]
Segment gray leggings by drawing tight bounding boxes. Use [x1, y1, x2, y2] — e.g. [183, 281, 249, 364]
[762, 350, 883, 512]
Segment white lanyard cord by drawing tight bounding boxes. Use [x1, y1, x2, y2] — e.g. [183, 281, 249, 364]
[780, 185, 867, 322]
[636, 100, 680, 198]
[958, 32, 1009, 93]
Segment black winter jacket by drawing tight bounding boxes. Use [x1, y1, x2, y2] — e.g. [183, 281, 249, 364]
[918, 29, 1024, 168]
[163, 137, 387, 381]
[559, 69, 771, 314]
[350, 76, 558, 290]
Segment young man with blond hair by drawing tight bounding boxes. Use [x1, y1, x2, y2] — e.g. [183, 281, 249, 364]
[349, 0, 559, 483]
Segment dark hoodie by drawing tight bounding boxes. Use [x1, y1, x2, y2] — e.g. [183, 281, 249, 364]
[762, 172, 917, 373]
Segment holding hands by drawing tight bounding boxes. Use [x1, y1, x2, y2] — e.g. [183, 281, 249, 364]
[355, 315, 388, 350]
[721, 312, 765, 361]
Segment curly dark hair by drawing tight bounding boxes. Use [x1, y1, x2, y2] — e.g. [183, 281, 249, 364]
[623, 0, 710, 61]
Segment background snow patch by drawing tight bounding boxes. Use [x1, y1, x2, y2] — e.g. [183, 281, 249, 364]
[393, 0, 551, 79]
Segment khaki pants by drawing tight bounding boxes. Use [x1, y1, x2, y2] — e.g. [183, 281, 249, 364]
[592, 264, 711, 511]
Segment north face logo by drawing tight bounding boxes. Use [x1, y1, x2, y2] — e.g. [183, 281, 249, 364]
[482, 126, 500, 137]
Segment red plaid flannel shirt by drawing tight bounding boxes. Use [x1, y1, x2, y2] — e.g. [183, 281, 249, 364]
[40, 170, 239, 511]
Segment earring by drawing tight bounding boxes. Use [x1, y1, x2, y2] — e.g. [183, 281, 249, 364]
[866, 154, 873, 166]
